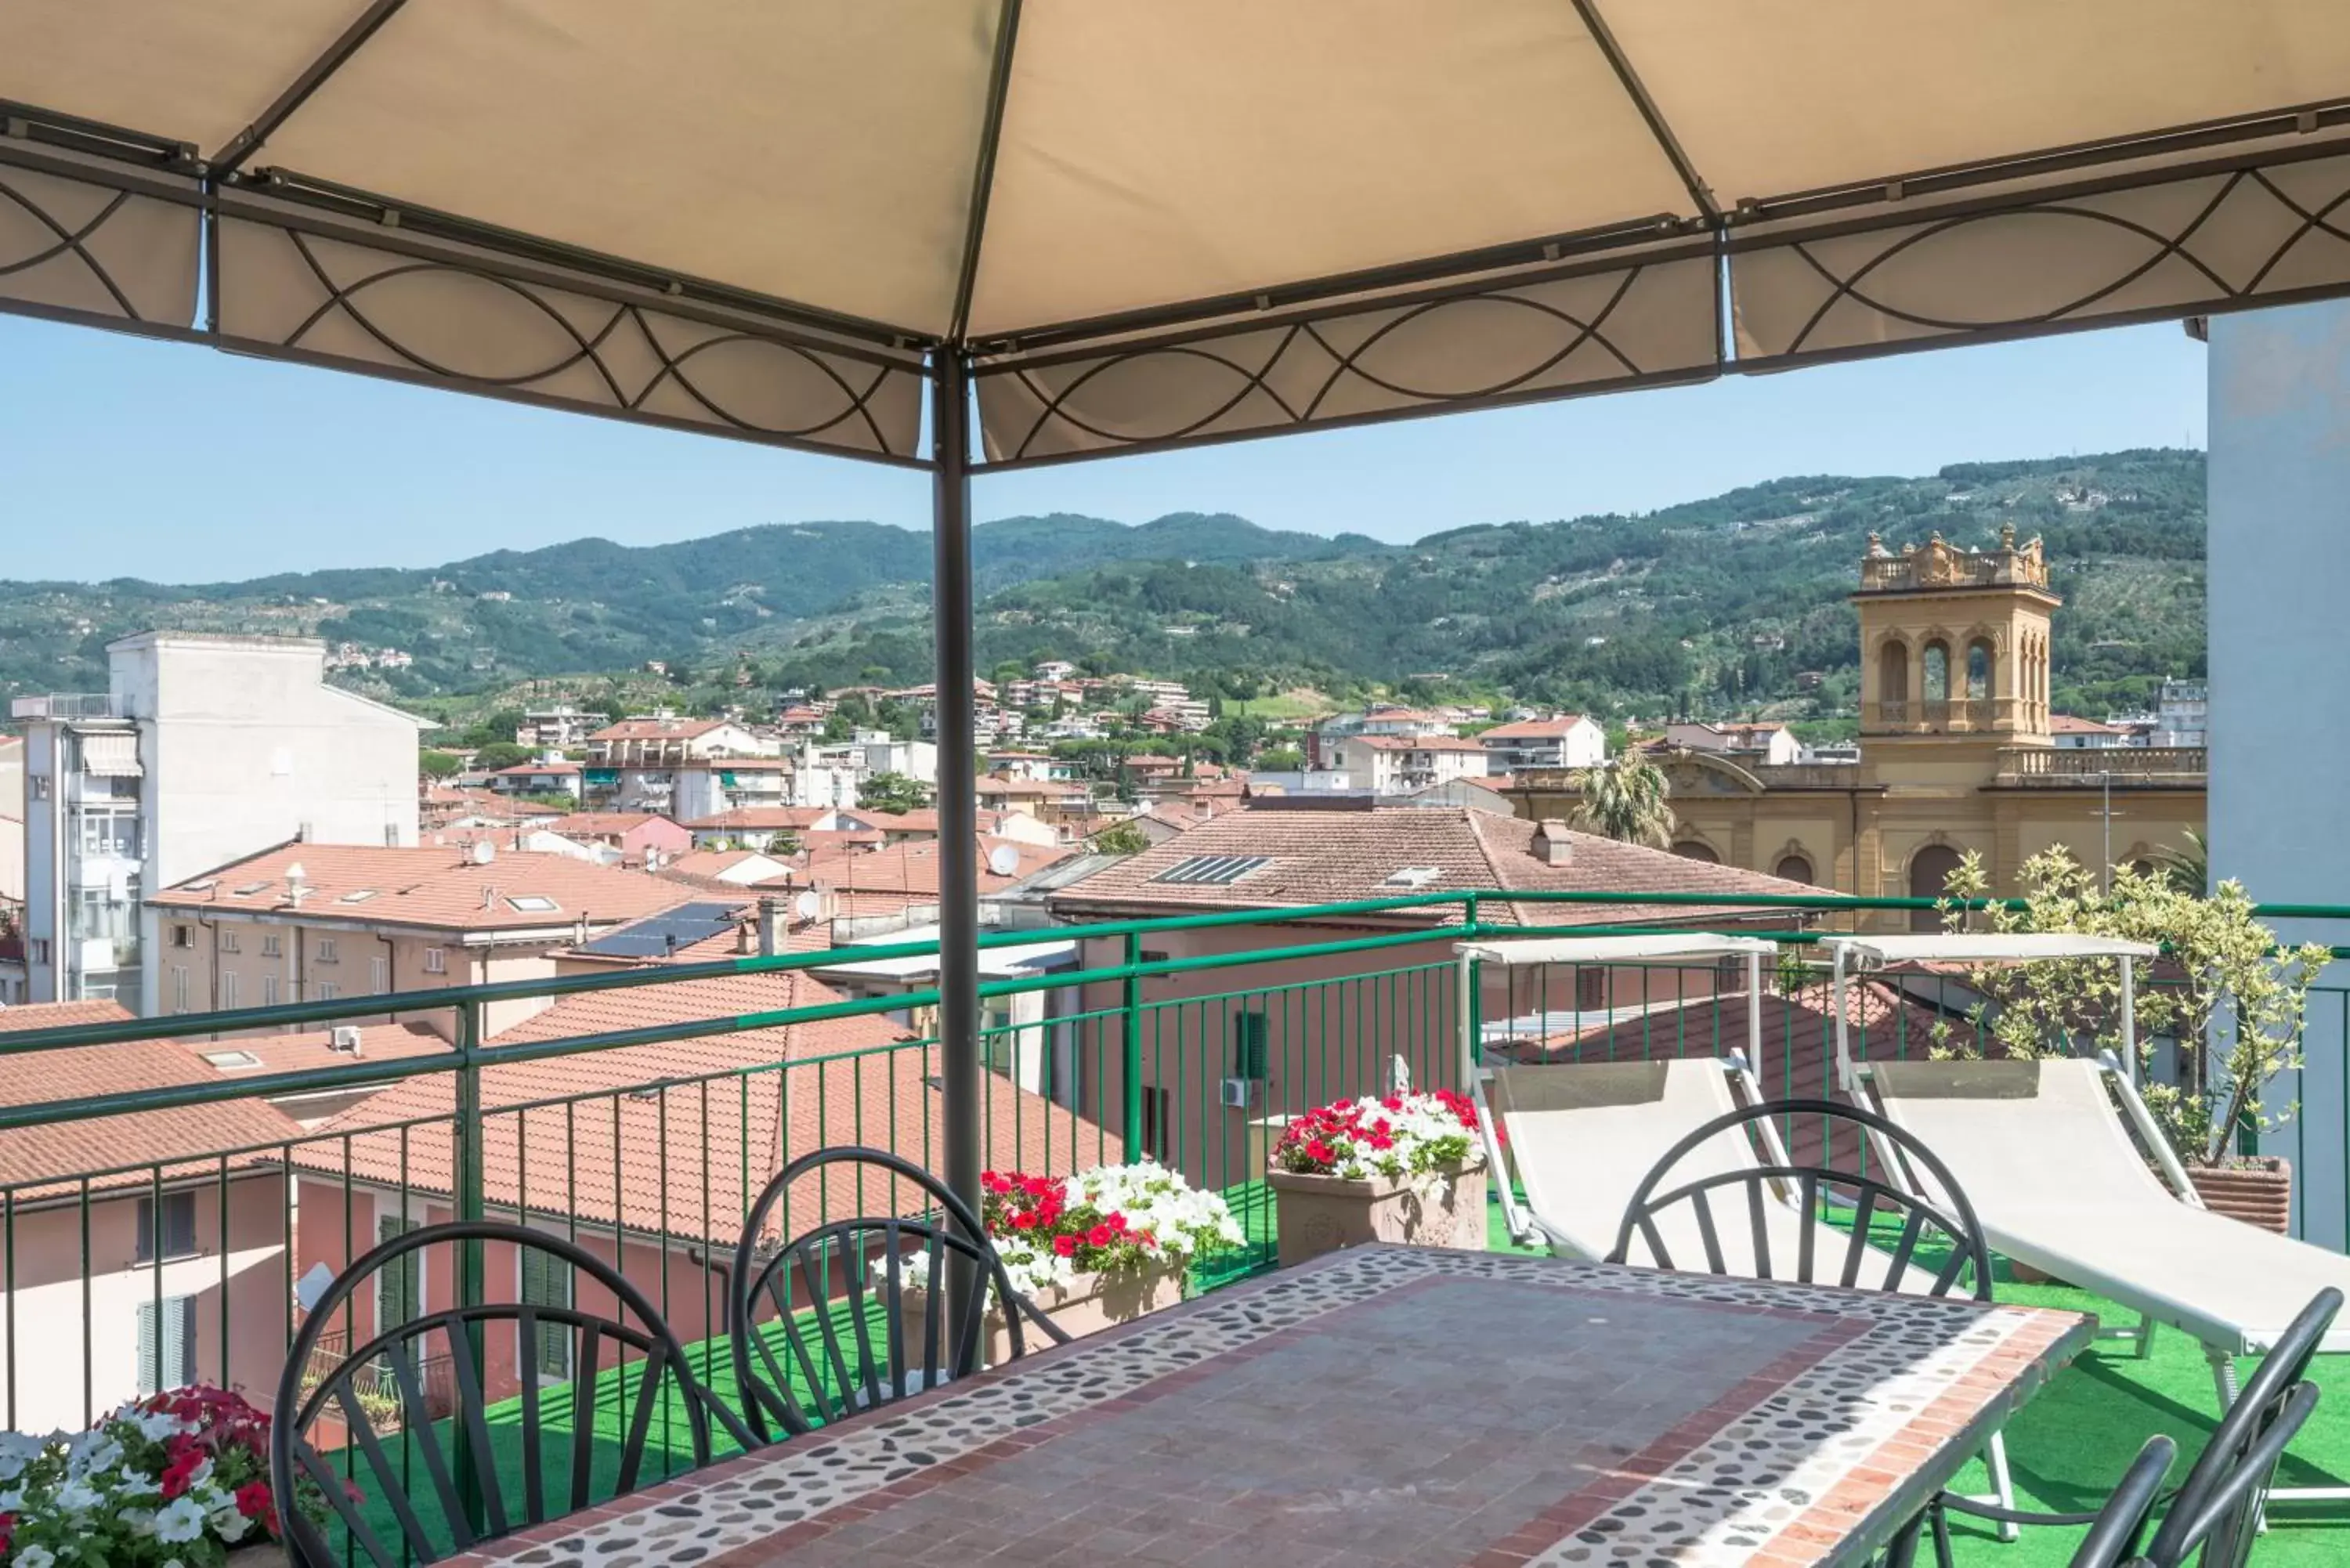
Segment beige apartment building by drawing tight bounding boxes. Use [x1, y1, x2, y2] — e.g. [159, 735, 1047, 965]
[149, 843, 696, 1035]
[1508, 530, 2205, 923]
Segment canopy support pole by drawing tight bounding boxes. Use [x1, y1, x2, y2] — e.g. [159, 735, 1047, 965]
[931, 349, 983, 1313]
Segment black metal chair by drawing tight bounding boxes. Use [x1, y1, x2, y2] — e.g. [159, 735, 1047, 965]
[271, 1219, 757, 1567]
[1606, 1097, 1995, 1300]
[1928, 1285, 2341, 1568]
[2137, 1382, 2323, 1568]
[729, 1146, 1069, 1440]
[2070, 1435, 2181, 1568]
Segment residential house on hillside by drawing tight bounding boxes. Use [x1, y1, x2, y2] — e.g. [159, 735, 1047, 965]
[149, 844, 695, 1034]
[0, 1000, 302, 1432]
[1474, 715, 1607, 772]
[791, 836, 1074, 922]
[1047, 802, 1815, 1186]
[488, 757, 584, 799]
[517, 705, 600, 749]
[584, 717, 779, 813]
[287, 969, 1115, 1409]
[1321, 733, 1491, 794]
[2050, 714, 2128, 750]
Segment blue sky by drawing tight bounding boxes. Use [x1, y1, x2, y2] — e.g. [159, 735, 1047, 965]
[0, 313, 2207, 584]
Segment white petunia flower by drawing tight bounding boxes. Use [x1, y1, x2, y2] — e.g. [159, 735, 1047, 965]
[128, 1408, 188, 1443]
[16, 1545, 56, 1568]
[154, 1494, 208, 1545]
[53, 1477, 104, 1514]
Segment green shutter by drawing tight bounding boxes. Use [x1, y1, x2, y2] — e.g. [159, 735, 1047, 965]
[519, 1244, 572, 1381]
[1231, 1011, 1268, 1080]
[137, 1297, 194, 1394]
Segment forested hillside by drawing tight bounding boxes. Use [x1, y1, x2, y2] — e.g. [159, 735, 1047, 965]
[0, 450, 2201, 724]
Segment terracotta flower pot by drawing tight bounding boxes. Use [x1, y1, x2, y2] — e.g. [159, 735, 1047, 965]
[902, 1262, 1186, 1368]
[1266, 1158, 1487, 1269]
[2187, 1156, 2294, 1234]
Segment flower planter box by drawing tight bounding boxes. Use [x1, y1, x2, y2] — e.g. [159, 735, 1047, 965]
[2188, 1156, 2294, 1234]
[1267, 1158, 1486, 1269]
[902, 1263, 1186, 1369]
[226, 1546, 283, 1567]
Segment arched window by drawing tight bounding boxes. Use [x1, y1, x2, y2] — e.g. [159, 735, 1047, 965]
[1774, 853, 1814, 885]
[1922, 641, 1950, 703]
[1966, 639, 1993, 700]
[1908, 844, 1966, 932]
[1672, 840, 1720, 864]
[1878, 640, 1908, 710]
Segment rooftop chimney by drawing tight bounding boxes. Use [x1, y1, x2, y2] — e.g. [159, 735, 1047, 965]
[1532, 820, 1574, 868]
[757, 895, 783, 957]
[284, 862, 309, 906]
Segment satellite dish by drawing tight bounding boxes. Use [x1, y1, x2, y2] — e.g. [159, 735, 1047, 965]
[794, 889, 822, 921]
[471, 840, 497, 865]
[987, 844, 1021, 877]
[295, 1261, 336, 1313]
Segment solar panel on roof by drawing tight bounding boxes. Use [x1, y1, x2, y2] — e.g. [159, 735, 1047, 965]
[577, 901, 746, 958]
[1149, 854, 1271, 887]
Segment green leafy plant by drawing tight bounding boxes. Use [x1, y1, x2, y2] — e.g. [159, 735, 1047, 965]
[1936, 847, 2328, 1168]
[1087, 821, 1149, 856]
[1566, 749, 1675, 849]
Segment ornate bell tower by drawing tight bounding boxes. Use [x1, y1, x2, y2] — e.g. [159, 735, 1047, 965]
[1855, 524, 2058, 750]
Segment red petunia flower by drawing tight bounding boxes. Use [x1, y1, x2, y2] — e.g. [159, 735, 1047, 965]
[1051, 1234, 1078, 1256]
[1085, 1224, 1115, 1248]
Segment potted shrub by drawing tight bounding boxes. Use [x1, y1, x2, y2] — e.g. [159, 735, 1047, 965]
[901, 1159, 1243, 1365]
[0, 1385, 320, 1567]
[1936, 848, 2329, 1233]
[1266, 1089, 1487, 1266]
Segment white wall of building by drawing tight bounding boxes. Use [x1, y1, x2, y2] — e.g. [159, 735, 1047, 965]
[2208, 299, 2350, 1247]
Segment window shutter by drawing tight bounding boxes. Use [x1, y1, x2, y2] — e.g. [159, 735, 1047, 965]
[165, 1297, 193, 1389]
[136, 1299, 157, 1393]
[1231, 1012, 1268, 1080]
[164, 1193, 197, 1259]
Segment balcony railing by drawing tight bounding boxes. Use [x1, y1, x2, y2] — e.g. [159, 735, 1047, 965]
[8, 693, 119, 721]
[0, 886, 2337, 1466]
[1998, 746, 2209, 783]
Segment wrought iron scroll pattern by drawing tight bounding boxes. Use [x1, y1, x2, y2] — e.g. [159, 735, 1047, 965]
[982, 261, 1676, 461]
[0, 168, 152, 321]
[1746, 154, 2350, 361]
[249, 226, 916, 457]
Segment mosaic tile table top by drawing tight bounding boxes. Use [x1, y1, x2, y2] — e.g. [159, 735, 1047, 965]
[451, 1247, 2089, 1568]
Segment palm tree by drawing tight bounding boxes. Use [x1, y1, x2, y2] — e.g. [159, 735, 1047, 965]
[2154, 828, 2208, 896]
[1568, 749, 1676, 848]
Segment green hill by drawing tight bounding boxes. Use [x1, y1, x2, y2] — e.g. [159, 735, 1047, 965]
[0, 450, 2203, 724]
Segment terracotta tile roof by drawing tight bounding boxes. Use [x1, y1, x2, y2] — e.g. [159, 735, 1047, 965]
[1477, 717, 1587, 740]
[848, 808, 1010, 836]
[0, 1002, 308, 1197]
[799, 837, 1072, 900]
[546, 812, 678, 836]
[793, 829, 888, 855]
[974, 777, 1088, 797]
[151, 844, 696, 933]
[493, 759, 580, 776]
[665, 849, 776, 880]
[682, 807, 832, 833]
[1051, 807, 1816, 929]
[2048, 714, 2125, 735]
[589, 717, 732, 742]
[295, 972, 1115, 1242]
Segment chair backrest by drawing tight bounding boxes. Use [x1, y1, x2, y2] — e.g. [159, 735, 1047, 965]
[272, 1219, 756, 1568]
[1607, 1096, 1994, 1299]
[2141, 1382, 2321, 1568]
[729, 1146, 1063, 1440]
[2070, 1434, 2178, 1568]
[2140, 1284, 2341, 1568]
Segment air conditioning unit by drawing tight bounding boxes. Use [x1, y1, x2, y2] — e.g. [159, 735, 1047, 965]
[1217, 1077, 1262, 1110]
[329, 1025, 364, 1056]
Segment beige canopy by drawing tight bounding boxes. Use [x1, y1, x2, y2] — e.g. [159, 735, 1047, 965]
[7, 2, 2350, 466]
[5, 0, 2345, 1226]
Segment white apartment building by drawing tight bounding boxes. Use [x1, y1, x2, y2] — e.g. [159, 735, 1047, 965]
[1320, 735, 1491, 794]
[670, 758, 794, 821]
[16, 634, 425, 1013]
[519, 704, 601, 748]
[1473, 715, 1607, 772]
[584, 716, 778, 811]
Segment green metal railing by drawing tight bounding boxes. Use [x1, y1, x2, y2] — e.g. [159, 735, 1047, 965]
[0, 885, 2345, 1494]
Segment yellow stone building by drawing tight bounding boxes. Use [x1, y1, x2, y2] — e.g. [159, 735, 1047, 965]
[1508, 528, 2206, 927]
